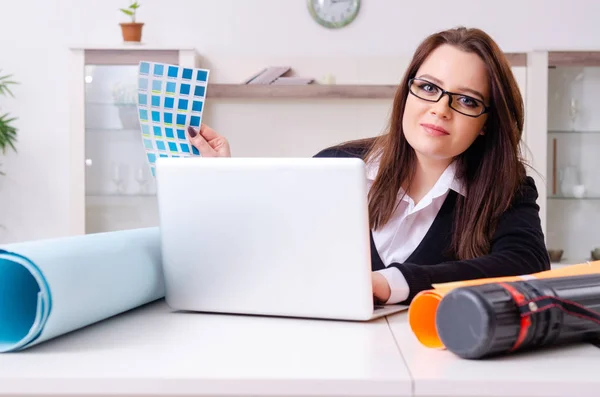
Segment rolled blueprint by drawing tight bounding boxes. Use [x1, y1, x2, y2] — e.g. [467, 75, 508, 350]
[0, 227, 164, 352]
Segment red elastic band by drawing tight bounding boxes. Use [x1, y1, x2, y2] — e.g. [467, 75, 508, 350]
[498, 282, 531, 351]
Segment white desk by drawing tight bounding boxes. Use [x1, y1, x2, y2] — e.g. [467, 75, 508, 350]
[3, 300, 598, 397]
[0, 300, 412, 397]
[388, 313, 600, 397]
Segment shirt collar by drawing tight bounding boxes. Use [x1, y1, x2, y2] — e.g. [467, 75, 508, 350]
[365, 156, 466, 197]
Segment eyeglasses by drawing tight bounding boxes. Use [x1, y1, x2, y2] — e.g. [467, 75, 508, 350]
[407, 78, 490, 117]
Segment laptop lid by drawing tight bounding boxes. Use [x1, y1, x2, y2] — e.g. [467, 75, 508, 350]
[155, 157, 376, 320]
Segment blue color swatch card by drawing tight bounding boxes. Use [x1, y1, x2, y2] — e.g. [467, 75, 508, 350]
[137, 61, 210, 176]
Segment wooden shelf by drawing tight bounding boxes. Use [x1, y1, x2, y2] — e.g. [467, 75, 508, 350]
[204, 52, 527, 100]
[206, 84, 398, 99]
[549, 51, 600, 67]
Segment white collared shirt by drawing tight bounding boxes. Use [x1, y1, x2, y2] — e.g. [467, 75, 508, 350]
[366, 158, 466, 304]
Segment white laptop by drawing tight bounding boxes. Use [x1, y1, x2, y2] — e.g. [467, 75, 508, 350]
[154, 156, 408, 321]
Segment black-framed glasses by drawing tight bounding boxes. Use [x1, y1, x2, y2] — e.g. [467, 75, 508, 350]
[408, 78, 490, 117]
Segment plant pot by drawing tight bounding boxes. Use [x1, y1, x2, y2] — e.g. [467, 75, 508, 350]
[117, 104, 140, 130]
[120, 22, 144, 42]
[547, 249, 563, 262]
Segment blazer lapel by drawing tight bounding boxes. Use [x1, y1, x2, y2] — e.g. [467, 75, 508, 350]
[369, 230, 386, 271]
[368, 190, 459, 271]
[406, 190, 457, 264]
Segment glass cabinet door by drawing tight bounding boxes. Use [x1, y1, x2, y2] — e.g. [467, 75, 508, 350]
[546, 55, 600, 264]
[84, 64, 159, 233]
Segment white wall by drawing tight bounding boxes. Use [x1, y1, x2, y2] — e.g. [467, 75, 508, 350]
[1, 0, 600, 243]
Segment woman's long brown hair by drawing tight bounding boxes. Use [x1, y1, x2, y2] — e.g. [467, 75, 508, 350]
[337, 27, 527, 260]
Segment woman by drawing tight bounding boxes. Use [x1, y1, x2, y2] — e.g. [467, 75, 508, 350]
[186, 26, 550, 305]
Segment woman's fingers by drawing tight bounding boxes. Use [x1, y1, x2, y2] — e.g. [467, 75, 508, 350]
[198, 123, 220, 141]
[188, 126, 217, 156]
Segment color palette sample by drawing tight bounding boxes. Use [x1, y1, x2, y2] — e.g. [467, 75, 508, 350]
[137, 61, 210, 176]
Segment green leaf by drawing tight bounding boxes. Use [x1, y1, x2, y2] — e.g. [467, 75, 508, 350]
[0, 112, 18, 154]
[120, 8, 134, 15]
[130, 2, 140, 9]
[0, 86, 14, 97]
[0, 74, 17, 98]
[0, 116, 17, 125]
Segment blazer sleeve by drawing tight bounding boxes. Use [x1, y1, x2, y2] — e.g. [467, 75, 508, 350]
[389, 176, 551, 303]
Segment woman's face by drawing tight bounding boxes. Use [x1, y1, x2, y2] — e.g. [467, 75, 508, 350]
[402, 44, 490, 165]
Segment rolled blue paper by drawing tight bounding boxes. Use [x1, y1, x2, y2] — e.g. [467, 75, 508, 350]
[0, 227, 164, 352]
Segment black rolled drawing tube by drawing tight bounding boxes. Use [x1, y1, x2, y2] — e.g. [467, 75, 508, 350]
[434, 274, 600, 359]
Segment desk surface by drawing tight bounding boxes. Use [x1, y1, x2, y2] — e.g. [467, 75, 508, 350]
[387, 313, 600, 397]
[2, 298, 599, 397]
[0, 300, 412, 397]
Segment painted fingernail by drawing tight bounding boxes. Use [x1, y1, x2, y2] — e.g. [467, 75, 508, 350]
[187, 126, 197, 137]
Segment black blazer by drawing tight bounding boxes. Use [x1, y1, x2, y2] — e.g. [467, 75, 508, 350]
[314, 145, 551, 303]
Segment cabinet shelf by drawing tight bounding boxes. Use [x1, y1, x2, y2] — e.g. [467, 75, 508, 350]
[549, 130, 600, 134]
[551, 259, 594, 267]
[86, 101, 137, 106]
[85, 128, 140, 132]
[206, 83, 398, 99]
[86, 194, 157, 208]
[548, 196, 600, 200]
[86, 194, 155, 197]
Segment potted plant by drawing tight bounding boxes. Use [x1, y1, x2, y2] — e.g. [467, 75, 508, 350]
[112, 82, 139, 130]
[119, 1, 143, 43]
[0, 70, 18, 175]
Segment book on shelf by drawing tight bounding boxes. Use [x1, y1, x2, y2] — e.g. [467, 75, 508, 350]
[244, 66, 291, 84]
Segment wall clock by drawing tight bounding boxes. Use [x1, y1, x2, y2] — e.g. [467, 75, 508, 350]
[307, 0, 360, 29]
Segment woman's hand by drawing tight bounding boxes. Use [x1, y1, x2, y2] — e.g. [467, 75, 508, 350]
[187, 124, 231, 157]
[372, 272, 391, 303]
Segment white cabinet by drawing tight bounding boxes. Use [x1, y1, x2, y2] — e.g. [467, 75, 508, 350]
[543, 52, 600, 264]
[68, 46, 198, 235]
[523, 51, 600, 264]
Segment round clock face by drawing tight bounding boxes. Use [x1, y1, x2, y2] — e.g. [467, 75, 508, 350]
[307, 0, 360, 29]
